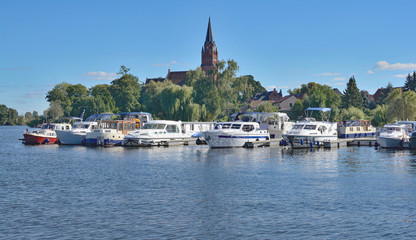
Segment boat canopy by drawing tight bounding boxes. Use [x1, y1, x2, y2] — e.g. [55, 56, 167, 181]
[305, 107, 332, 112]
[85, 113, 118, 121]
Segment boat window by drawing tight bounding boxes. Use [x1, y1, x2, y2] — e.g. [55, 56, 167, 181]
[242, 124, 254, 132]
[304, 125, 317, 130]
[118, 123, 122, 130]
[292, 124, 304, 130]
[166, 124, 179, 133]
[222, 124, 232, 129]
[231, 124, 241, 129]
[143, 124, 166, 129]
[124, 123, 127, 131]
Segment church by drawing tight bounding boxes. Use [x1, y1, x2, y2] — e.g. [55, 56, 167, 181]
[145, 18, 218, 86]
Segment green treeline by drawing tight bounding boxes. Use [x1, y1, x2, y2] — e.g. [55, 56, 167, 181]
[36, 61, 266, 125]
[288, 72, 416, 126]
[1, 61, 416, 128]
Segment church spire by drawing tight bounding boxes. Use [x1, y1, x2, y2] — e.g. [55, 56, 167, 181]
[205, 17, 214, 43]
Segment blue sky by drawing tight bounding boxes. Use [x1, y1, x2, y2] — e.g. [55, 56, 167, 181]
[1, 0, 416, 115]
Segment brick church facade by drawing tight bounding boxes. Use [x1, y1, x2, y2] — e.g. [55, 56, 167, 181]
[146, 18, 218, 86]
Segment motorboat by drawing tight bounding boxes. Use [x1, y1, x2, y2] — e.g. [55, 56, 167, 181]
[56, 114, 116, 145]
[85, 119, 137, 146]
[377, 121, 416, 148]
[201, 122, 270, 148]
[233, 112, 294, 139]
[338, 120, 376, 138]
[23, 123, 72, 145]
[282, 107, 337, 148]
[123, 120, 215, 147]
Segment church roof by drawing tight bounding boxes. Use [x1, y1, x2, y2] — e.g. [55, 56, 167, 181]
[205, 17, 214, 43]
[145, 77, 165, 85]
[166, 70, 188, 86]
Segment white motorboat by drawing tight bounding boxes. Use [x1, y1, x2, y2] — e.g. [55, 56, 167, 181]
[233, 112, 294, 139]
[282, 107, 337, 148]
[338, 120, 376, 138]
[56, 114, 115, 145]
[56, 121, 98, 145]
[376, 121, 416, 148]
[122, 120, 214, 146]
[201, 122, 270, 148]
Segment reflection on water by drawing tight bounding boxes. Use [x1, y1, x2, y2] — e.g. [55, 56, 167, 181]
[1, 126, 416, 239]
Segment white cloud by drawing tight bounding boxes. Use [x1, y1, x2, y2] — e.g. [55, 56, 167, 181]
[394, 74, 407, 78]
[332, 77, 345, 82]
[312, 72, 341, 76]
[329, 82, 345, 86]
[278, 86, 290, 89]
[374, 61, 416, 71]
[267, 85, 277, 91]
[367, 70, 374, 74]
[154, 60, 181, 67]
[82, 71, 117, 80]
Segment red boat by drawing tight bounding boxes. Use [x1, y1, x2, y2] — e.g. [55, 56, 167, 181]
[23, 123, 72, 145]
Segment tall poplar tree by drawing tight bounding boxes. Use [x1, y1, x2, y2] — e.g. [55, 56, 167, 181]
[342, 76, 363, 109]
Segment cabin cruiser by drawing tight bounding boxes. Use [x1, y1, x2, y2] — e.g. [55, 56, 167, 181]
[377, 121, 416, 148]
[201, 122, 270, 148]
[23, 122, 72, 145]
[55, 114, 114, 145]
[123, 120, 214, 146]
[85, 119, 137, 146]
[233, 112, 294, 139]
[282, 108, 337, 148]
[338, 120, 376, 138]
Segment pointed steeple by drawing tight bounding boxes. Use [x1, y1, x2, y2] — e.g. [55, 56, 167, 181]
[205, 17, 214, 43]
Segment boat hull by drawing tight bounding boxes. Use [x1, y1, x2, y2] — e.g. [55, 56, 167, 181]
[377, 137, 408, 149]
[283, 135, 337, 148]
[202, 132, 269, 148]
[339, 132, 376, 138]
[23, 133, 58, 145]
[122, 137, 193, 147]
[56, 130, 86, 145]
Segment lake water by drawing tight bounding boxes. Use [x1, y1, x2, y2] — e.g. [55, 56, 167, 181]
[1, 126, 416, 239]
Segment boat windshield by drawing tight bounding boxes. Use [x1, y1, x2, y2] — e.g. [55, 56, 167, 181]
[73, 124, 90, 129]
[292, 124, 304, 130]
[382, 127, 402, 133]
[304, 125, 317, 130]
[143, 123, 166, 130]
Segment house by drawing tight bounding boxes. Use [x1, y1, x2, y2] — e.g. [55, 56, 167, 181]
[273, 93, 308, 112]
[249, 88, 282, 109]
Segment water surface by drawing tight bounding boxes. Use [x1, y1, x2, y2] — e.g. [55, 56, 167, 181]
[1, 126, 416, 239]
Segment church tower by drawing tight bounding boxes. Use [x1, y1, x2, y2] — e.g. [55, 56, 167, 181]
[201, 17, 218, 76]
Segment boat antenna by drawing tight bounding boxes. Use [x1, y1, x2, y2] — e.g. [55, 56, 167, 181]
[80, 109, 85, 120]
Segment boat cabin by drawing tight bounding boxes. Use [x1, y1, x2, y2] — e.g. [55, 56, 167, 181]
[96, 119, 137, 135]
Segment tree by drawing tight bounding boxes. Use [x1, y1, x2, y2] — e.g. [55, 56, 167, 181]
[289, 99, 304, 120]
[371, 104, 387, 127]
[110, 66, 141, 112]
[45, 82, 72, 116]
[385, 88, 416, 122]
[233, 75, 266, 102]
[338, 107, 367, 121]
[256, 102, 279, 113]
[342, 76, 362, 109]
[404, 71, 416, 92]
[44, 101, 64, 120]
